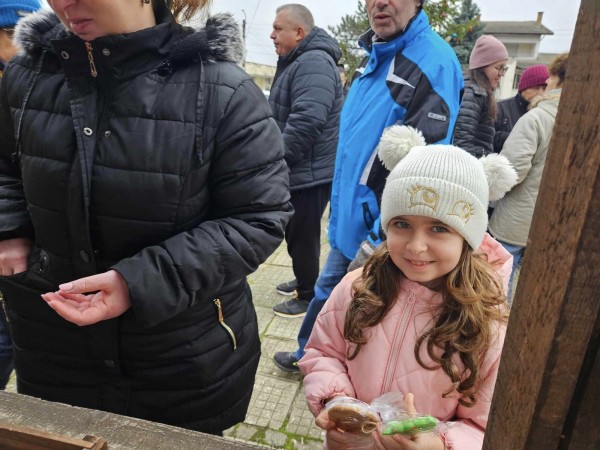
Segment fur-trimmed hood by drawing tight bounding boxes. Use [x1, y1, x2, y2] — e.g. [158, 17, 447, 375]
[529, 89, 561, 111]
[13, 8, 245, 66]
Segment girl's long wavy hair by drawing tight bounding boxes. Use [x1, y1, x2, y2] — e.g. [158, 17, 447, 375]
[344, 242, 508, 407]
[469, 67, 498, 120]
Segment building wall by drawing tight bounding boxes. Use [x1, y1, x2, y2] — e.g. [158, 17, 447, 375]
[244, 61, 276, 91]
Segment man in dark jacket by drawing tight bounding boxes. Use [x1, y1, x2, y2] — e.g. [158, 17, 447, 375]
[493, 64, 549, 152]
[268, 4, 343, 318]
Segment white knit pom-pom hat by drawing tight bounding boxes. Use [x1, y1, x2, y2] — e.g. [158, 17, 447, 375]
[378, 125, 517, 249]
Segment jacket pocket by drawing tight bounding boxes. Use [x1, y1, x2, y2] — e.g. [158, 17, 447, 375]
[213, 298, 237, 351]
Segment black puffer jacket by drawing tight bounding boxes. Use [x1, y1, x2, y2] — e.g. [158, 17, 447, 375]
[268, 27, 342, 190]
[0, 9, 291, 433]
[454, 80, 495, 157]
[493, 92, 529, 152]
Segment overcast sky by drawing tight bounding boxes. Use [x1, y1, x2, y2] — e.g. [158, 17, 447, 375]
[208, 0, 580, 66]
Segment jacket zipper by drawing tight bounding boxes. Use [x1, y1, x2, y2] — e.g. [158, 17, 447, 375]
[0, 292, 9, 323]
[85, 42, 98, 78]
[382, 292, 417, 394]
[214, 299, 237, 350]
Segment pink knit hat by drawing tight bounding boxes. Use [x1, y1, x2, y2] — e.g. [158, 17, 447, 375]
[518, 64, 549, 92]
[469, 35, 509, 69]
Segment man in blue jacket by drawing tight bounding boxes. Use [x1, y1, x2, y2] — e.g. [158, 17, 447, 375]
[274, 0, 464, 372]
[269, 4, 343, 318]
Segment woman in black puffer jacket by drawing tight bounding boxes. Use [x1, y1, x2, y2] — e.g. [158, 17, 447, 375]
[0, 0, 291, 435]
[454, 35, 508, 157]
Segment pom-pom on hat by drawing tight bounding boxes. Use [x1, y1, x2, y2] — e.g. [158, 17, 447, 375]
[0, 0, 41, 29]
[378, 126, 517, 250]
[518, 64, 549, 92]
[469, 35, 508, 70]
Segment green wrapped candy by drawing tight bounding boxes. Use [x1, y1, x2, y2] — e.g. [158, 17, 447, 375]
[382, 415, 438, 436]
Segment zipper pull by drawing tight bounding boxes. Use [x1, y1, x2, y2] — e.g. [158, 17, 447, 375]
[85, 42, 98, 78]
[213, 299, 237, 350]
[214, 298, 224, 322]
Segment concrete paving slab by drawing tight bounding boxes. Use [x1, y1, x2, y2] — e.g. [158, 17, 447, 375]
[245, 375, 299, 430]
[265, 314, 303, 341]
[264, 429, 288, 448]
[255, 305, 276, 337]
[256, 336, 303, 381]
[227, 423, 262, 441]
[286, 387, 324, 440]
[290, 437, 325, 450]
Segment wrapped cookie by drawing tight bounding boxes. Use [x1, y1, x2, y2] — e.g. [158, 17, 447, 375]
[324, 396, 380, 434]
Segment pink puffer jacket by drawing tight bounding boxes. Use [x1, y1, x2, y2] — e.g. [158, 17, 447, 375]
[299, 234, 512, 449]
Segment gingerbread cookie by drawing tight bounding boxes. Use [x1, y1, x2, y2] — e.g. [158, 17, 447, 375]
[327, 403, 380, 434]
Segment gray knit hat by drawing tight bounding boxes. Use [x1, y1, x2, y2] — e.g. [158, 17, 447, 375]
[378, 126, 517, 249]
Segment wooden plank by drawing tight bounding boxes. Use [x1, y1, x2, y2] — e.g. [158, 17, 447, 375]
[484, 0, 600, 449]
[0, 392, 269, 450]
[0, 422, 107, 449]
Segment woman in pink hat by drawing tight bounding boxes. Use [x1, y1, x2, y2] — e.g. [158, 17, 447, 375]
[454, 35, 509, 158]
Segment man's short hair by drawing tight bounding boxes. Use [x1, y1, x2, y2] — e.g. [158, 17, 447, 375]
[276, 4, 315, 33]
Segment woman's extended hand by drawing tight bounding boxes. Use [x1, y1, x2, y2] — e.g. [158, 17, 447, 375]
[41, 270, 131, 326]
[0, 238, 33, 276]
[373, 394, 444, 450]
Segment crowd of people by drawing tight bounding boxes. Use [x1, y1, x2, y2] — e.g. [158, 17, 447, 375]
[0, 0, 568, 448]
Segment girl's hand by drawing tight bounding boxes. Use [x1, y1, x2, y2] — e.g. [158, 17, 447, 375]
[373, 393, 444, 450]
[41, 270, 131, 326]
[0, 238, 33, 276]
[316, 408, 376, 450]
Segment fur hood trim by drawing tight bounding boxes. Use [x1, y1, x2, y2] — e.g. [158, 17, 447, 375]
[529, 90, 561, 110]
[13, 9, 244, 65]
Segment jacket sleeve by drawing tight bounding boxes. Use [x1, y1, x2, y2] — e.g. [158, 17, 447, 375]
[112, 76, 293, 327]
[282, 52, 339, 167]
[444, 326, 506, 450]
[0, 63, 33, 241]
[493, 101, 510, 153]
[402, 64, 460, 145]
[299, 273, 358, 416]
[499, 112, 540, 185]
[454, 86, 487, 157]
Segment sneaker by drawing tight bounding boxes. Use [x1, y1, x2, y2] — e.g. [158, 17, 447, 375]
[273, 351, 300, 373]
[273, 295, 310, 318]
[276, 279, 298, 296]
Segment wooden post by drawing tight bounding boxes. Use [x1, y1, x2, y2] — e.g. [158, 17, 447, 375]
[484, 1, 600, 449]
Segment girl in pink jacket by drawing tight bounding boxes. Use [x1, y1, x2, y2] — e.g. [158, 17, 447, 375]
[299, 125, 518, 450]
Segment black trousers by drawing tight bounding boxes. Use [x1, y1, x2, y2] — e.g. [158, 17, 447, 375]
[285, 183, 332, 301]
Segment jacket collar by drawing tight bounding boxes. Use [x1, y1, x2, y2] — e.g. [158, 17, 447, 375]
[358, 9, 429, 54]
[13, 9, 244, 80]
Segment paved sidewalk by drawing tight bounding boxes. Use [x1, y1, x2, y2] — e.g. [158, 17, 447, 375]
[222, 213, 330, 449]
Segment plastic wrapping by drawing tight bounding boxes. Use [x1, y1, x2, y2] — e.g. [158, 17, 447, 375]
[324, 392, 456, 438]
[371, 392, 455, 437]
[324, 396, 380, 434]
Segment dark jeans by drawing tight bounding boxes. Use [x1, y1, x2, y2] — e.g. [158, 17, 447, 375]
[0, 300, 14, 390]
[286, 183, 332, 301]
[295, 246, 352, 359]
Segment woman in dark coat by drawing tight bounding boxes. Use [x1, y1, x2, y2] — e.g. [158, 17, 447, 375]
[0, 0, 291, 435]
[454, 35, 508, 157]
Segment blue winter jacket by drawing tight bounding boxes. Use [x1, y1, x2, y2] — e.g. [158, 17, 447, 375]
[328, 10, 464, 259]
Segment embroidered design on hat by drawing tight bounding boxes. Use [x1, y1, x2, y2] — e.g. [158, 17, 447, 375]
[448, 201, 475, 223]
[408, 185, 439, 212]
